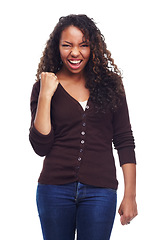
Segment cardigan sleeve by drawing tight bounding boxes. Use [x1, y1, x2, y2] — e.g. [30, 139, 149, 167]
[112, 95, 136, 166]
[29, 81, 54, 156]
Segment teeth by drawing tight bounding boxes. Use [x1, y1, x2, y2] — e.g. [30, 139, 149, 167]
[69, 60, 81, 64]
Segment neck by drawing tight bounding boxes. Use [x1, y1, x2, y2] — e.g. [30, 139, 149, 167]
[57, 67, 86, 84]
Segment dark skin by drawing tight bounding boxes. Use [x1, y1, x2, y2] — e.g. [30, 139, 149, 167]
[34, 25, 138, 225]
[57, 25, 90, 102]
[119, 164, 138, 225]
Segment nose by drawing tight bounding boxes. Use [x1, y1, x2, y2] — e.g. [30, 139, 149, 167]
[71, 47, 80, 57]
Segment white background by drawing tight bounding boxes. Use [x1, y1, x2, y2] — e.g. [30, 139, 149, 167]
[0, 0, 160, 239]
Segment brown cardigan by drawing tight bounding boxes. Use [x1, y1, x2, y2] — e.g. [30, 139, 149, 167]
[29, 81, 136, 190]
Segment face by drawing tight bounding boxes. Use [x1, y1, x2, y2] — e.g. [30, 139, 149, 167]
[59, 25, 90, 74]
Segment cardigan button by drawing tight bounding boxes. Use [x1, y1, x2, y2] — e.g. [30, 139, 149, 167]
[82, 122, 86, 127]
[81, 140, 85, 144]
[81, 131, 85, 135]
[78, 157, 81, 161]
[86, 105, 89, 110]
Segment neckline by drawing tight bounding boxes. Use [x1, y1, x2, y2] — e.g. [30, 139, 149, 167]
[58, 82, 90, 111]
[79, 100, 88, 103]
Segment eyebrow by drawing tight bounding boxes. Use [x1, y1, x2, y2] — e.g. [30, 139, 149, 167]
[62, 41, 72, 44]
[61, 40, 89, 45]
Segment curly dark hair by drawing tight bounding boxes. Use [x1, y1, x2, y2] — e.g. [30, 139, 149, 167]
[36, 14, 125, 112]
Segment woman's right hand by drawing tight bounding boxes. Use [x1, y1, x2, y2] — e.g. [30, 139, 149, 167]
[39, 72, 59, 99]
[34, 72, 59, 135]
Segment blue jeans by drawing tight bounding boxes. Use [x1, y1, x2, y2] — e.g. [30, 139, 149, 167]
[36, 182, 117, 240]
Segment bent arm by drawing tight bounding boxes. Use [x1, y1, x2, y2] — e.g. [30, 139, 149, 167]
[29, 73, 59, 156]
[34, 93, 52, 135]
[29, 81, 54, 156]
[34, 72, 59, 135]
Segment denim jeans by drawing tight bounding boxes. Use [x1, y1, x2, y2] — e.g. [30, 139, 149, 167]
[36, 182, 117, 240]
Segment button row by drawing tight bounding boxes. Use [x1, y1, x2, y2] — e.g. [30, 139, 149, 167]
[75, 105, 89, 176]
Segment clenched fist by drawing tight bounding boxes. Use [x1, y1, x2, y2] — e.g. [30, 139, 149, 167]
[39, 72, 59, 99]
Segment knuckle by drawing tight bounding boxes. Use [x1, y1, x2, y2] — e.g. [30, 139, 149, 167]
[124, 213, 130, 218]
[125, 213, 133, 220]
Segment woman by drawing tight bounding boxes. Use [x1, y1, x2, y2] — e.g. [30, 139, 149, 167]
[29, 14, 138, 240]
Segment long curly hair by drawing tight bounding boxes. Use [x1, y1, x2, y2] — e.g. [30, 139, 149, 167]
[36, 14, 125, 112]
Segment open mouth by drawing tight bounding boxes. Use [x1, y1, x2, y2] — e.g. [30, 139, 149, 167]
[68, 59, 83, 69]
[68, 60, 82, 64]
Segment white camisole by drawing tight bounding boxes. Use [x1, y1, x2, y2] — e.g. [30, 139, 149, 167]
[79, 100, 87, 111]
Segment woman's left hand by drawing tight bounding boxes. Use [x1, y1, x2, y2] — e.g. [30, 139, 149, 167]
[118, 196, 138, 225]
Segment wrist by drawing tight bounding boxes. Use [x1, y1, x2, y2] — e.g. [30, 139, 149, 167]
[39, 91, 52, 101]
[124, 190, 136, 199]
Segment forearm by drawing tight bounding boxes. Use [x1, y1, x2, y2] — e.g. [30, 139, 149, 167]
[34, 93, 52, 135]
[122, 163, 136, 198]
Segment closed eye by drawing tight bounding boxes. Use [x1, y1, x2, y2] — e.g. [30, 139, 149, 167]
[80, 44, 89, 47]
[62, 44, 71, 47]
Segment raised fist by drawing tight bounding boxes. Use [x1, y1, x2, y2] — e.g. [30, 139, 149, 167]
[39, 72, 59, 98]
